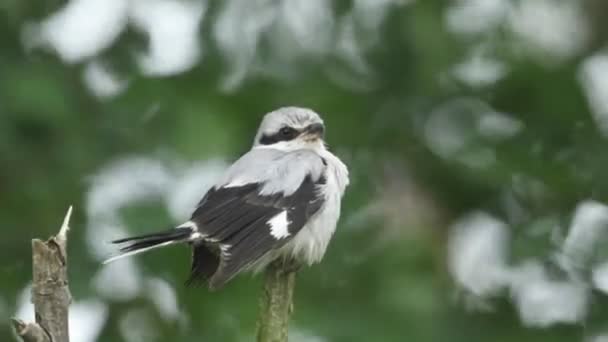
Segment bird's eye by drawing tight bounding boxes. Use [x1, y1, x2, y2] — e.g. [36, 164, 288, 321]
[280, 127, 294, 136]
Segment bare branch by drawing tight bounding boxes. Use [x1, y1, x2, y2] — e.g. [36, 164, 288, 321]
[11, 319, 50, 342]
[256, 261, 296, 342]
[12, 206, 73, 342]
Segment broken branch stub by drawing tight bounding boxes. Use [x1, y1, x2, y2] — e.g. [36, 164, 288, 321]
[12, 206, 73, 342]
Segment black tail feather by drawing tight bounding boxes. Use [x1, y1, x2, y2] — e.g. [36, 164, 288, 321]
[105, 227, 192, 263]
[111, 227, 191, 244]
[186, 244, 220, 287]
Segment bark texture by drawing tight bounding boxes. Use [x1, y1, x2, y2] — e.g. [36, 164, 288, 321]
[10, 319, 50, 342]
[256, 261, 296, 342]
[12, 207, 72, 342]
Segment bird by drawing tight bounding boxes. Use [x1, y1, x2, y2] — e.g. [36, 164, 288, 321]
[104, 107, 349, 290]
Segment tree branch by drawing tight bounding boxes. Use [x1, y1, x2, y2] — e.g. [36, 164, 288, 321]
[10, 319, 49, 342]
[256, 261, 296, 342]
[12, 206, 73, 342]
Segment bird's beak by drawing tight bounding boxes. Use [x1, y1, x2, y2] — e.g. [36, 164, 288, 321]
[304, 123, 325, 140]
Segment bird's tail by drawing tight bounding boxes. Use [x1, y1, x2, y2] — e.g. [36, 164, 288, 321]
[103, 227, 193, 264]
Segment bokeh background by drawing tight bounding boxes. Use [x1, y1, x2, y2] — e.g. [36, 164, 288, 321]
[3, 0, 608, 341]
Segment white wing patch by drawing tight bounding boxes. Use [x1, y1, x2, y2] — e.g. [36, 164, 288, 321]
[177, 220, 197, 230]
[224, 178, 251, 188]
[268, 211, 291, 239]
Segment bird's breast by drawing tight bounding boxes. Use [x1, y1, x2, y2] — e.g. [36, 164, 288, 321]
[282, 155, 346, 265]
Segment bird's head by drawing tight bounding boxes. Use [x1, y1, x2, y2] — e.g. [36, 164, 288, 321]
[253, 107, 326, 152]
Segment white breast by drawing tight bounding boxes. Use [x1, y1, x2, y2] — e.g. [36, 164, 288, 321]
[282, 150, 349, 265]
[248, 149, 349, 273]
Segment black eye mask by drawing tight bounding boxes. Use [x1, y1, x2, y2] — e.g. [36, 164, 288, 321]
[259, 126, 300, 145]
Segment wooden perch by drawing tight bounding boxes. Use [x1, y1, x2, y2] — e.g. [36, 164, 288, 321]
[12, 206, 73, 342]
[256, 261, 296, 342]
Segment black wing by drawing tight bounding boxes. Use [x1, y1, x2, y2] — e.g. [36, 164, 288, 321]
[189, 174, 325, 289]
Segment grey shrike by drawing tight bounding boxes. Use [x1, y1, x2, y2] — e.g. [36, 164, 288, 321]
[105, 107, 349, 289]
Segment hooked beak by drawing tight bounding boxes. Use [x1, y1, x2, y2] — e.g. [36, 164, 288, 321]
[304, 123, 325, 140]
